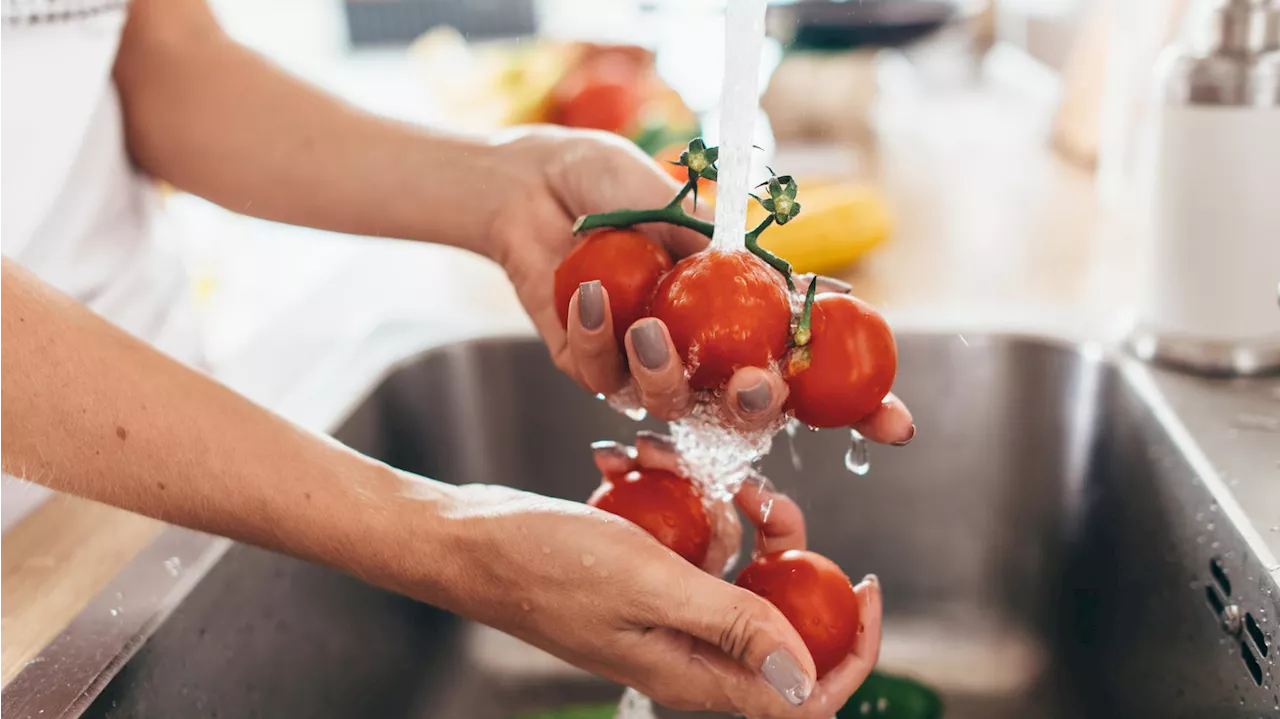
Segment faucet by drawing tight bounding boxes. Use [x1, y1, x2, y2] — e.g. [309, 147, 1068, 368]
[1126, 0, 1280, 376]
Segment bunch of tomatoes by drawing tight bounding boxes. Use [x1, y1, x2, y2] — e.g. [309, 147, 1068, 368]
[556, 139, 896, 680]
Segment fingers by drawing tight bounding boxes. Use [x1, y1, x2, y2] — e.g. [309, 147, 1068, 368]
[808, 575, 883, 710]
[701, 498, 743, 576]
[591, 440, 636, 476]
[625, 319, 693, 421]
[633, 431, 682, 473]
[567, 282, 629, 396]
[851, 393, 915, 446]
[735, 478, 807, 557]
[660, 568, 818, 709]
[722, 367, 790, 431]
[796, 272, 853, 297]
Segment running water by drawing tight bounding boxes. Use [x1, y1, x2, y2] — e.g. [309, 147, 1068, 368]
[616, 2, 771, 717]
[709, 0, 768, 252]
[785, 418, 803, 472]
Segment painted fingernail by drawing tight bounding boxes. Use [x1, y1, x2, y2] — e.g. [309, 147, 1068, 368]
[737, 379, 772, 414]
[635, 430, 675, 451]
[578, 281, 605, 331]
[762, 649, 812, 706]
[891, 424, 916, 446]
[631, 320, 669, 370]
[821, 276, 853, 294]
[591, 440, 634, 461]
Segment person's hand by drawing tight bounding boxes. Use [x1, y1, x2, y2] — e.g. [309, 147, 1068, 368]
[485, 127, 914, 444]
[406, 476, 882, 718]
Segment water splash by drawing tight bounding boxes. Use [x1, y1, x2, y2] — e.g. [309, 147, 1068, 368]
[615, 687, 656, 719]
[785, 418, 803, 472]
[164, 556, 183, 577]
[845, 428, 870, 476]
[606, 386, 648, 422]
[670, 399, 784, 501]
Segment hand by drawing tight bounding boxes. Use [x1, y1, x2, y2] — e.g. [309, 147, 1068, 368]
[486, 127, 914, 443]
[412, 477, 882, 718]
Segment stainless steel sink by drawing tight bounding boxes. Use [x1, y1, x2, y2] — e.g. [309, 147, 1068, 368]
[7, 332, 1279, 718]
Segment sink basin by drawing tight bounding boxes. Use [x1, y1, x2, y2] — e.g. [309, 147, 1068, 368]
[9, 333, 1278, 718]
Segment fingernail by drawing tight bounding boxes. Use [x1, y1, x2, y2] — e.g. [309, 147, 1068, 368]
[631, 320, 669, 370]
[762, 649, 812, 706]
[578, 281, 605, 331]
[737, 379, 772, 414]
[891, 424, 916, 447]
[635, 430, 675, 451]
[591, 440, 634, 461]
[862, 573, 879, 587]
[822, 276, 853, 294]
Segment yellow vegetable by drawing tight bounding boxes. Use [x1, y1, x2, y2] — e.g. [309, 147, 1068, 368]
[749, 183, 893, 276]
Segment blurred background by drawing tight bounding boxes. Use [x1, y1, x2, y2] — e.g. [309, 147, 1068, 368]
[166, 0, 1193, 398]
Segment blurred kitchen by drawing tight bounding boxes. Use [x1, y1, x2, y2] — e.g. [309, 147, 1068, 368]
[4, 0, 1279, 717]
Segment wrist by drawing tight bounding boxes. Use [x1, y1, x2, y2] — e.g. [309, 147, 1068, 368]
[407, 130, 544, 262]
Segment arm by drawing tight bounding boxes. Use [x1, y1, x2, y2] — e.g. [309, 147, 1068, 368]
[112, 0, 515, 256]
[1, 259, 880, 717]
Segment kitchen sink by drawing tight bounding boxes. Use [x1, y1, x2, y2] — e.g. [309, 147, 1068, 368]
[8, 333, 1278, 718]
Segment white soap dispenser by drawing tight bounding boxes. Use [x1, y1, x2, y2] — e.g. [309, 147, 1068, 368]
[1129, 0, 1280, 375]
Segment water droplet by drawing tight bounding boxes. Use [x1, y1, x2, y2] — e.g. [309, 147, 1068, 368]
[1196, 512, 1206, 521]
[845, 429, 870, 476]
[623, 406, 648, 422]
[785, 419, 803, 472]
[1211, 541, 1220, 549]
[860, 701, 872, 715]
[957, 334, 970, 347]
[115, 591, 124, 600]
[758, 495, 774, 523]
[520, 601, 532, 612]
[109, 608, 120, 617]
[662, 513, 678, 527]
[1211, 503, 1219, 513]
[581, 554, 596, 567]
[877, 697, 889, 712]
[541, 546, 552, 554]
[164, 557, 182, 577]
[1207, 523, 1215, 531]
[595, 393, 606, 401]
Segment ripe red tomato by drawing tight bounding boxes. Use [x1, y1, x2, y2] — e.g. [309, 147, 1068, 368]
[650, 249, 791, 389]
[587, 468, 711, 566]
[735, 549, 860, 679]
[552, 73, 644, 135]
[555, 230, 674, 347]
[785, 293, 897, 428]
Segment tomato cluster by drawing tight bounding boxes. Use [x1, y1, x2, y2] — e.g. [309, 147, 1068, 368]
[735, 549, 861, 679]
[586, 468, 711, 567]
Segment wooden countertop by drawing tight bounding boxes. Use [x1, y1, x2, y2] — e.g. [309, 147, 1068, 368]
[0, 77, 1136, 688]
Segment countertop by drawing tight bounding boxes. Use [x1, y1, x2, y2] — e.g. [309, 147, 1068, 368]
[0, 48, 1140, 687]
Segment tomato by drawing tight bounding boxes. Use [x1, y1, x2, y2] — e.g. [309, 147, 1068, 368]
[555, 230, 674, 347]
[650, 249, 791, 390]
[587, 468, 711, 566]
[552, 54, 646, 135]
[735, 549, 860, 679]
[785, 293, 897, 428]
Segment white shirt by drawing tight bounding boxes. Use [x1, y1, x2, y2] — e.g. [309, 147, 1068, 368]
[2, 0, 203, 364]
[2, 0, 204, 529]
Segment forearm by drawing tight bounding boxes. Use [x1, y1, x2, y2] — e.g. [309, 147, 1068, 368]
[112, 0, 521, 257]
[0, 259, 454, 585]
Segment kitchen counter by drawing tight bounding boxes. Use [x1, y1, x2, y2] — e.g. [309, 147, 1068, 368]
[0, 54, 1139, 688]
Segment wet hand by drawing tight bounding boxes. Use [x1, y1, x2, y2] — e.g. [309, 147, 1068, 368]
[487, 128, 913, 444]
[428, 479, 881, 718]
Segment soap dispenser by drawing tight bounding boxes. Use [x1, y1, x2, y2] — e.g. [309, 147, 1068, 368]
[1129, 0, 1280, 375]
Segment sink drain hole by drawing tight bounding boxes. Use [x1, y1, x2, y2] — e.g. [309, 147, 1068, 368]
[1242, 640, 1264, 686]
[1210, 557, 1232, 597]
[1206, 584, 1226, 616]
[1246, 612, 1269, 657]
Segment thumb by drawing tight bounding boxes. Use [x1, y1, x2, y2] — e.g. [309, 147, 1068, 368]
[669, 570, 817, 706]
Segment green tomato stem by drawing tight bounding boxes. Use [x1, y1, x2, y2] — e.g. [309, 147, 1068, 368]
[744, 216, 794, 290]
[794, 276, 817, 347]
[666, 179, 697, 210]
[573, 205, 715, 238]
